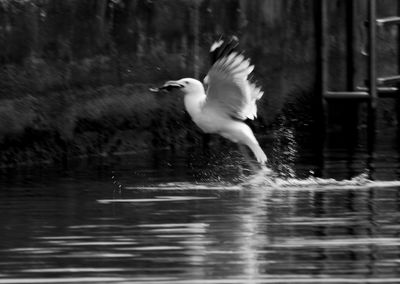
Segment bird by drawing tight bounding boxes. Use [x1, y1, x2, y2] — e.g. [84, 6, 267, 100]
[152, 36, 267, 167]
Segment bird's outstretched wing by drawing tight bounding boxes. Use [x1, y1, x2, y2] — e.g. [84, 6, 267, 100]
[204, 39, 264, 121]
[209, 36, 239, 64]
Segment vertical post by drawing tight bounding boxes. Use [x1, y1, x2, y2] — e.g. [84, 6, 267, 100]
[368, 0, 377, 108]
[346, 0, 355, 91]
[319, 0, 329, 177]
[344, 0, 359, 144]
[321, 0, 328, 100]
[320, 0, 329, 134]
[397, 1, 400, 135]
[367, 0, 377, 157]
[313, 0, 326, 177]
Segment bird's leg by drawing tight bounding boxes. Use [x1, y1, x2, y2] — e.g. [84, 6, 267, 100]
[238, 144, 259, 172]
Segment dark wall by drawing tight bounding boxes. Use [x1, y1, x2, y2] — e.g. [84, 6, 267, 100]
[0, 0, 318, 120]
[0, 0, 398, 167]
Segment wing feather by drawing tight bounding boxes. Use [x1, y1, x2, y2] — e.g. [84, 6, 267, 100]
[204, 49, 263, 120]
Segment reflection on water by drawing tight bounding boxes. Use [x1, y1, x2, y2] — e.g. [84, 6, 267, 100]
[0, 134, 400, 283]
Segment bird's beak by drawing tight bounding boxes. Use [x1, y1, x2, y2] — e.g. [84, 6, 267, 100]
[149, 81, 183, 93]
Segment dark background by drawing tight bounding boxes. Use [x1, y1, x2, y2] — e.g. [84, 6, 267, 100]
[0, 0, 399, 168]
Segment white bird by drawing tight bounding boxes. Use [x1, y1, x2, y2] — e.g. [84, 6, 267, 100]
[153, 37, 267, 166]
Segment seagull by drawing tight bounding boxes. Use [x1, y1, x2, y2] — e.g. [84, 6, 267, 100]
[152, 37, 267, 167]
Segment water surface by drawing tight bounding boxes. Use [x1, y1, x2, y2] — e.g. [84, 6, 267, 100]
[0, 136, 400, 283]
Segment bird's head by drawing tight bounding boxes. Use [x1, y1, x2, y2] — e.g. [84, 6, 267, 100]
[151, 78, 204, 95]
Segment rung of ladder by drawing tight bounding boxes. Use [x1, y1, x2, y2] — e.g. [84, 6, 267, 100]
[357, 86, 398, 93]
[357, 86, 399, 98]
[377, 75, 400, 85]
[324, 91, 370, 99]
[376, 16, 400, 26]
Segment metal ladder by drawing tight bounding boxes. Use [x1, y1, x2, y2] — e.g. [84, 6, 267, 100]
[321, 0, 400, 118]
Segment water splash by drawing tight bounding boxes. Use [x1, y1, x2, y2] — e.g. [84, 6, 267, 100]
[125, 171, 400, 192]
[243, 171, 400, 190]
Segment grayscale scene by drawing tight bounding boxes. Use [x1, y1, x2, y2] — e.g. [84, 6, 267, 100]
[1, 0, 400, 283]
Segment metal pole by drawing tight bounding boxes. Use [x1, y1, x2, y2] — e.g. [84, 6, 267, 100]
[368, 0, 377, 108]
[320, 0, 329, 177]
[320, 0, 329, 132]
[313, 0, 327, 177]
[397, 1, 400, 134]
[321, 0, 328, 99]
[344, 0, 360, 141]
[367, 0, 377, 156]
[346, 0, 355, 91]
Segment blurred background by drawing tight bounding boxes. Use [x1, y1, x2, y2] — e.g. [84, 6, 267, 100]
[0, 0, 399, 173]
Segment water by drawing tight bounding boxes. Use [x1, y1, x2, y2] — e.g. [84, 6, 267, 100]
[0, 133, 400, 284]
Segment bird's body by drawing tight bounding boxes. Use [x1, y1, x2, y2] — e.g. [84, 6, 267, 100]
[156, 37, 267, 165]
